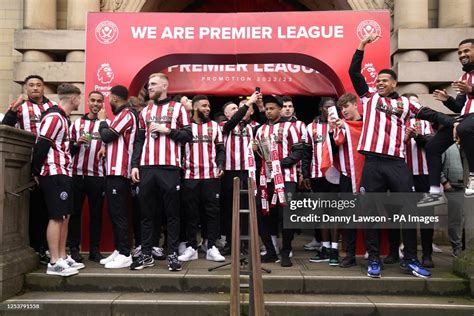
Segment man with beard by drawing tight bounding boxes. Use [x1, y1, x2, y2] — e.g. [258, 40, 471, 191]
[3, 75, 57, 265]
[349, 34, 454, 279]
[178, 95, 226, 262]
[255, 95, 305, 267]
[131, 73, 192, 271]
[68, 91, 107, 263]
[97, 85, 138, 269]
[32, 83, 83, 276]
[421, 38, 474, 204]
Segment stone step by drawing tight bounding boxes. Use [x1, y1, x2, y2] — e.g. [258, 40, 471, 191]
[24, 260, 468, 296]
[3, 292, 474, 316]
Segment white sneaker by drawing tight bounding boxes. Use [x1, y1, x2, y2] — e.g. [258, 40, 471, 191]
[178, 246, 198, 262]
[65, 255, 85, 270]
[100, 250, 119, 265]
[46, 258, 78, 277]
[260, 245, 267, 255]
[206, 246, 225, 262]
[289, 251, 293, 258]
[432, 243, 443, 253]
[178, 242, 187, 256]
[465, 176, 474, 198]
[104, 254, 132, 269]
[304, 237, 322, 251]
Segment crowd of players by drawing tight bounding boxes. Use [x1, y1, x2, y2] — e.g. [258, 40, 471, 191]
[1, 35, 473, 279]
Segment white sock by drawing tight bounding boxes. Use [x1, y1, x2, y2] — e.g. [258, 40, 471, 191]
[429, 186, 441, 194]
[322, 241, 330, 249]
[331, 242, 338, 250]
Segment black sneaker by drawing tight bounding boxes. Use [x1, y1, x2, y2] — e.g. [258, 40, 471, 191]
[280, 254, 293, 267]
[339, 255, 356, 268]
[383, 253, 399, 264]
[88, 251, 104, 263]
[260, 253, 279, 263]
[167, 253, 182, 271]
[70, 248, 84, 263]
[422, 255, 434, 268]
[309, 247, 330, 263]
[38, 252, 50, 266]
[220, 244, 231, 256]
[328, 249, 340, 266]
[130, 254, 155, 270]
[417, 193, 446, 207]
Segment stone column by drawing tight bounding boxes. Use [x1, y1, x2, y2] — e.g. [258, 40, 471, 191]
[394, 0, 429, 29]
[67, 0, 100, 30]
[439, 0, 472, 28]
[24, 0, 57, 29]
[0, 126, 38, 300]
[393, 50, 430, 95]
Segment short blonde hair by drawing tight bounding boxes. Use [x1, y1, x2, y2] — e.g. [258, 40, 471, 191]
[148, 73, 168, 81]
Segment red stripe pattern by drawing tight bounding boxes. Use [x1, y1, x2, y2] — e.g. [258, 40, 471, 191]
[220, 121, 254, 171]
[405, 118, 432, 176]
[460, 72, 474, 116]
[139, 101, 190, 167]
[17, 100, 56, 135]
[70, 117, 106, 177]
[106, 108, 137, 178]
[306, 121, 328, 178]
[358, 93, 422, 158]
[38, 111, 71, 176]
[255, 121, 300, 182]
[183, 120, 223, 179]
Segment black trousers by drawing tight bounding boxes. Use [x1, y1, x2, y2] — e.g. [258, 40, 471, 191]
[221, 170, 249, 244]
[311, 177, 339, 241]
[257, 181, 297, 256]
[105, 176, 131, 256]
[386, 175, 433, 257]
[68, 175, 105, 251]
[426, 113, 474, 186]
[29, 185, 48, 253]
[138, 167, 181, 256]
[132, 184, 163, 248]
[360, 155, 417, 261]
[182, 179, 221, 249]
[340, 174, 357, 257]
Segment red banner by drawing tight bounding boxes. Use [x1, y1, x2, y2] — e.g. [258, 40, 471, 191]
[86, 11, 390, 103]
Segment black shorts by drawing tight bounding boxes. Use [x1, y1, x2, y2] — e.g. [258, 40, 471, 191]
[39, 175, 73, 220]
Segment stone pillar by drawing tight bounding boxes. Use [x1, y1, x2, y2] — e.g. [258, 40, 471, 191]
[24, 0, 57, 29]
[67, 0, 100, 30]
[0, 126, 38, 300]
[393, 50, 430, 95]
[439, 0, 472, 28]
[394, 0, 429, 29]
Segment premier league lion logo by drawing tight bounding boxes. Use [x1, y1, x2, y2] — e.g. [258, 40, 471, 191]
[97, 63, 114, 84]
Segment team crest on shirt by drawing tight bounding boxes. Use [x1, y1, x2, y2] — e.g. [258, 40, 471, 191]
[30, 114, 41, 123]
[167, 107, 174, 114]
[312, 129, 325, 143]
[59, 191, 68, 201]
[207, 126, 213, 136]
[273, 128, 284, 144]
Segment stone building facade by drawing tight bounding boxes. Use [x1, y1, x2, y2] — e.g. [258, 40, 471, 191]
[0, 0, 473, 117]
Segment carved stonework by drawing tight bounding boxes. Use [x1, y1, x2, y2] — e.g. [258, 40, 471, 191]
[347, 0, 394, 15]
[100, 0, 145, 12]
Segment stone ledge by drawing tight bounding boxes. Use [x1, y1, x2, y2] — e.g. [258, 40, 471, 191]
[13, 62, 84, 83]
[14, 30, 85, 52]
[395, 61, 460, 83]
[392, 28, 474, 54]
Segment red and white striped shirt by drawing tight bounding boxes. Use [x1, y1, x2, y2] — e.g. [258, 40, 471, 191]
[184, 120, 223, 179]
[291, 120, 308, 144]
[139, 101, 190, 167]
[306, 120, 329, 178]
[255, 121, 300, 182]
[70, 115, 106, 177]
[38, 108, 71, 176]
[358, 93, 422, 159]
[16, 99, 56, 135]
[220, 121, 254, 171]
[106, 108, 137, 178]
[405, 118, 433, 176]
[459, 71, 474, 116]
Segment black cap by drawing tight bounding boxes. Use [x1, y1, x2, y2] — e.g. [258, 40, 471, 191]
[263, 95, 283, 108]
